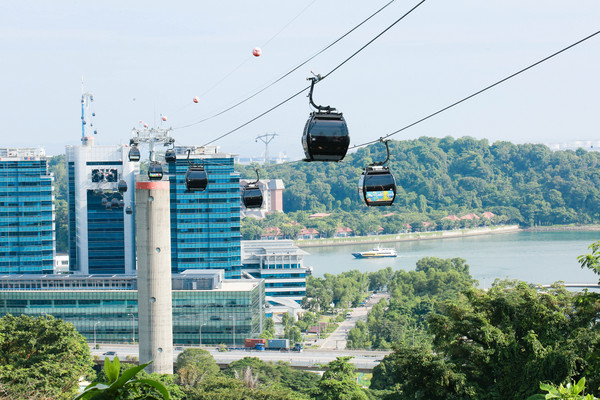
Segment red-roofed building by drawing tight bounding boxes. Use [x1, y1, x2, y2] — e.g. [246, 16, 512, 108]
[443, 215, 460, 221]
[298, 228, 320, 240]
[461, 213, 481, 220]
[260, 227, 283, 240]
[335, 227, 353, 238]
[482, 211, 496, 219]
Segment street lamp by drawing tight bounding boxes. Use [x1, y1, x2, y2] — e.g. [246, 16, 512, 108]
[199, 323, 207, 347]
[93, 321, 101, 348]
[127, 313, 135, 343]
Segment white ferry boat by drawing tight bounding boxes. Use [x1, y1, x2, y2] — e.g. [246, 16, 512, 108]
[352, 246, 398, 258]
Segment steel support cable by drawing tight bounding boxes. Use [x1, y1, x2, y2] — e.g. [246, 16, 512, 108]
[176, 0, 399, 130]
[201, 0, 427, 146]
[350, 29, 600, 149]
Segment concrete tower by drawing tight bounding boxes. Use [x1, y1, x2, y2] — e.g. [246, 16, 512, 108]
[135, 181, 173, 374]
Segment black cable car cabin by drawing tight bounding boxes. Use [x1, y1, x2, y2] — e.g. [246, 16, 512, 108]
[302, 112, 349, 162]
[128, 147, 141, 162]
[302, 75, 350, 162]
[148, 162, 163, 181]
[185, 166, 208, 191]
[125, 206, 133, 215]
[165, 149, 176, 163]
[242, 183, 263, 209]
[117, 180, 127, 193]
[184, 149, 208, 191]
[358, 165, 396, 207]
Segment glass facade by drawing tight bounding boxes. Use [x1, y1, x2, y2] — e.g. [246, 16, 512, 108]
[167, 148, 242, 278]
[86, 191, 125, 274]
[68, 162, 76, 269]
[0, 273, 264, 345]
[0, 150, 55, 274]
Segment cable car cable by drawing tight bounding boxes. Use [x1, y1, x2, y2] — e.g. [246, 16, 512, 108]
[200, 0, 426, 146]
[169, 0, 320, 120]
[175, 0, 399, 130]
[349, 28, 600, 149]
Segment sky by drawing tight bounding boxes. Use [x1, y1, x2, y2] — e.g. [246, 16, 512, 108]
[2, 0, 599, 158]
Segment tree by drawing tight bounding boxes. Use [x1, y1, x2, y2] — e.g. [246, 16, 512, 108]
[223, 357, 318, 396]
[0, 314, 93, 400]
[314, 357, 367, 400]
[75, 356, 170, 400]
[423, 282, 600, 399]
[174, 348, 220, 387]
[578, 241, 600, 277]
[370, 344, 474, 399]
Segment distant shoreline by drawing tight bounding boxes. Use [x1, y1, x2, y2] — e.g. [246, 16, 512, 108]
[523, 224, 600, 232]
[295, 225, 521, 248]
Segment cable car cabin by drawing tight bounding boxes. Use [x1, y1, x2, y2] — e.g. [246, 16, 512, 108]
[128, 147, 141, 162]
[125, 206, 133, 215]
[242, 184, 263, 209]
[302, 112, 349, 162]
[185, 166, 208, 191]
[358, 165, 396, 207]
[148, 162, 163, 181]
[117, 180, 127, 193]
[165, 149, 176, 163]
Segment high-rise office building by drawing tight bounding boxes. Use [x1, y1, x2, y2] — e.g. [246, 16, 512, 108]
[0, 148, 55, 274]
[66, 138, 138, 274]
[166, 146, 242, 278]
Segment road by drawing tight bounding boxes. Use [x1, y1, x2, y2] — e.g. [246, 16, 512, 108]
[91, 345, 390, 371]
[91, 293, 392, 371]
[319, 292, 389, 350]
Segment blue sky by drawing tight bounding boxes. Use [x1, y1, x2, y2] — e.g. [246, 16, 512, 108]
[2, 0, 599, 158]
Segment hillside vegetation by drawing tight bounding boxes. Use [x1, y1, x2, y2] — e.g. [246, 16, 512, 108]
[238, 136, 600, 226]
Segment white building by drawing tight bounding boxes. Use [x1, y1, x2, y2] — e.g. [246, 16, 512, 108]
[66, 137, 138, 274]
[241, 240, 308, 318]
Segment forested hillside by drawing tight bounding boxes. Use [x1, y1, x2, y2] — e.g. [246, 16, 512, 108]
[239, 136, 600, 226]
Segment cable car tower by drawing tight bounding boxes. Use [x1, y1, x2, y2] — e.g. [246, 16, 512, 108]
[129, 126, 175, 181]
[255, 133, 277, 166]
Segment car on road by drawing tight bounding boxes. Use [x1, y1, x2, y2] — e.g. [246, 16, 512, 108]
[102, 351, 116, 356]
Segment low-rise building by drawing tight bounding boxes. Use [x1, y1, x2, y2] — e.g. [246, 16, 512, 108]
[0, 270, 264, 345]
[241, 240, 307, 315]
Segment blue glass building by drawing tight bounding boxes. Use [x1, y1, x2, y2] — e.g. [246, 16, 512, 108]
[167, 146, 242, 278]
[0, 148, 55, 274]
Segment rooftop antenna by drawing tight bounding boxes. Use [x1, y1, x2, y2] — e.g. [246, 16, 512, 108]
[255, 133, 277, 166]
[81, 77, 97, 142]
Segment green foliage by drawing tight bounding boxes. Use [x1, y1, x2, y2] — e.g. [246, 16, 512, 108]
[527, 377, 598, 400]
[223, 357, 319, 396]
[0, 314, 93, 400]
[413, 282, 600, 399]
[247, 137, 600, 226]
[48, 155, 68, 252]
[259, 317, 276, 339]
[75, 356, 170, 400]
[578, 241, 600, 277]
[315, 357, 368, 400]
[367, 257, 473, 349]
[174, 348, 220, 387]
[370, 344, 474, 399]
[183, 375, 309, 400]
